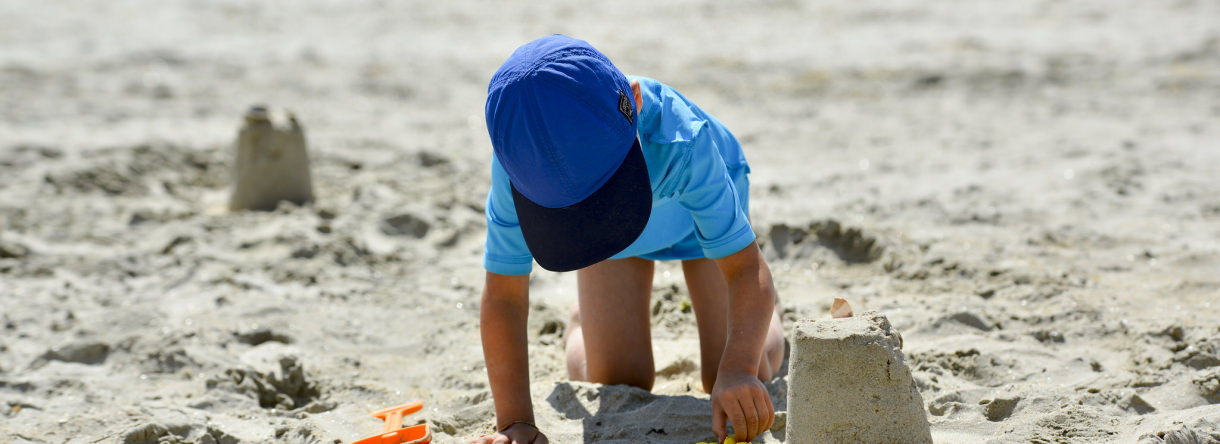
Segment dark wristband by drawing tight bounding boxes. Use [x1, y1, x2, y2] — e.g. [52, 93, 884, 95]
[497, 419, 537, 433]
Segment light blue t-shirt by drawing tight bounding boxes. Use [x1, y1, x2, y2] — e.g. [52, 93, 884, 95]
[483, 76, 754, 275]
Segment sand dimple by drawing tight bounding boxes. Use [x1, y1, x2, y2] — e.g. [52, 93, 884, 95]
[37, 341, 111, 366]
[1176, 335, 1220, 370]
[909, 348, 1020, 386]
[763, 219, 883, 264]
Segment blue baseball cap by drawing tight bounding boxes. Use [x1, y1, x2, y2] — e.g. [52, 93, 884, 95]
[485, 35, 651, 272]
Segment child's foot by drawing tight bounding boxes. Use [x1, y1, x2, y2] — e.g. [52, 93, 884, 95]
[564, 302, 587, 380]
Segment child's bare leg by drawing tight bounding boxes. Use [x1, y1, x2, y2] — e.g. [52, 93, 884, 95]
[564, 257, 656, 390]
[760, 305, 785, 378]
[682, 258, 785, 393]
[564, 302, 587, 380]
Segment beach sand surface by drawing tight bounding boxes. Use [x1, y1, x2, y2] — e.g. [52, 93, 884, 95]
[2, 0, 1218, 442]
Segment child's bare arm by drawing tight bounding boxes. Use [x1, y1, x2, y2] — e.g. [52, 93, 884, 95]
[478, 272, 543, 439]
[711, 242, 777, 442]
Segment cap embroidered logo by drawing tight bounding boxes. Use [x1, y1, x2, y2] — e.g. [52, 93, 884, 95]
[618, 90, 633, 124]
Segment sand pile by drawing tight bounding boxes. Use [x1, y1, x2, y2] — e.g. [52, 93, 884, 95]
[228, 106, 315, 212]
[2, 0, 1219, 443]
[787, 311, 932, 443]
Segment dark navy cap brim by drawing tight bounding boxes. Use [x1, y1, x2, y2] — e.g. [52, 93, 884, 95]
[511, 138, 651, 272]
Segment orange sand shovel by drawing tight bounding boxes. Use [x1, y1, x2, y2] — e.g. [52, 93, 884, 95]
[352, 401, 431, 444]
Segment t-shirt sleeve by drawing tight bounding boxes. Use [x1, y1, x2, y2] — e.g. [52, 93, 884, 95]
[483, 157, 534, 275]
[677, 129, 756, 259]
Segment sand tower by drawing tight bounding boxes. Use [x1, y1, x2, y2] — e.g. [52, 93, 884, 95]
[228, 105, 315, 211]
[786, 311, 933, 444]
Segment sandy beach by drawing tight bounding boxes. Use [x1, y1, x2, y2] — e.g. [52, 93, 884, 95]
[2, 0, 1219, 442]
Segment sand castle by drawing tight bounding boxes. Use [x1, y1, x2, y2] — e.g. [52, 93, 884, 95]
[228, 105, 315, 211]
[786, 309, 933, 444]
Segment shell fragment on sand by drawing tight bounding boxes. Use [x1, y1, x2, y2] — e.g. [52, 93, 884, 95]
[831, 297, 854, 318]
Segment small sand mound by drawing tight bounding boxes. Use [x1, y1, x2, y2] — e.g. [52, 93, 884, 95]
[122, 423, 240, 444]
[205, 356, 322, 411]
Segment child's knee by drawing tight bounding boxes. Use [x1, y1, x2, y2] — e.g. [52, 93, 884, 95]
[624, 371, 655, 391]
[590, 362, 655, 391]
[605, 372, 655, 392]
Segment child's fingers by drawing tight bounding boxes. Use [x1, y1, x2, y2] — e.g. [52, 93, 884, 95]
[467, 434, 497, 444]
[738, 395, 761, 440]
[737, 384, 776, 441]
[756, 387, 775, 434]
[712, 401, 728, 441]
[723, 398, 753, 442]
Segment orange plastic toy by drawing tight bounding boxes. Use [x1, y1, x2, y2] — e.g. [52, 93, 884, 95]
[352, 401, 431, 444]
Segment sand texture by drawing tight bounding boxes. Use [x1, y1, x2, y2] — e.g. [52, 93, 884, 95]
[2, 0, 1219, 443]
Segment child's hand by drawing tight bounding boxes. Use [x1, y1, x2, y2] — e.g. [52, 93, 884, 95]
[466, 423, 548, 444]
[711, 370, 774, 443]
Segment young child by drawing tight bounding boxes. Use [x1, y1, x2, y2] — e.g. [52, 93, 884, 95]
[470, 34, 785, 444]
